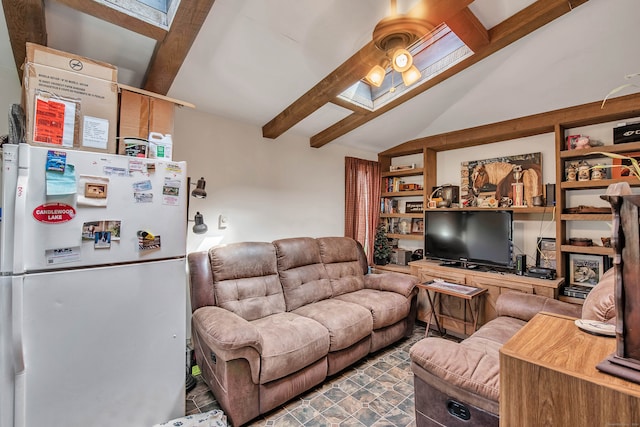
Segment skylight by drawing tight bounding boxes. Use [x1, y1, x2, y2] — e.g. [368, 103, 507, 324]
[338, 25, 472, 111]
[98, 0, 179, 28]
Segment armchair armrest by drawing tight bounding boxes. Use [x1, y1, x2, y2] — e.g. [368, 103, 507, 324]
[364, 272, 419, 298]
[192, 306, 262, 353]
[496, 292, 581, 321]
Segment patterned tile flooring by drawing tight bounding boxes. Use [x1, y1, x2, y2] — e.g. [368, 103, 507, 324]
[186, 324, 432, 426]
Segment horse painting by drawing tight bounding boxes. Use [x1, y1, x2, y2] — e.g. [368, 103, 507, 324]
[464, 153, 542, 207]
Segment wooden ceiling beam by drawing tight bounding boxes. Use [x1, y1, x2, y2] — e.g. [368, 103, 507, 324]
[445, 7, 489, 53]
[330, 98, 370, 115]
[262, 42, 384, 139]
[310, 0, 589, 148]
[143, 0, 216, 95]
[55, 0, 168, 41]
[262, 0, 475, 141]
[1, 0, 47, 82]
[380, 91, 640, 157]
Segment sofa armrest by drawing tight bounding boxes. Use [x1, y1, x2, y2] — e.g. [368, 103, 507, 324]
[364, 272, 419, 297]
[496, 292, 582, 321]
[192, 306, 263, 354]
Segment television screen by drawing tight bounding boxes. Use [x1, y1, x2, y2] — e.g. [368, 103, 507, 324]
[424, 210, 514, 269]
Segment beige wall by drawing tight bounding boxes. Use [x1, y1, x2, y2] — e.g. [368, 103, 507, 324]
[172, 107, 378, 252]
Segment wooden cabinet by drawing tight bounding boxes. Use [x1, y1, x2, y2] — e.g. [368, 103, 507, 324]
[409, 260, 562, 336]
[500, 312, 640, 426]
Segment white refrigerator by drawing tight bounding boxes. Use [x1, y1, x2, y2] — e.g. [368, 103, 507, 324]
[0, 144, 187, 427]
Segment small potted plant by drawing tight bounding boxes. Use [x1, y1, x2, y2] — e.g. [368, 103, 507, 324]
[373, 223, 392, 265]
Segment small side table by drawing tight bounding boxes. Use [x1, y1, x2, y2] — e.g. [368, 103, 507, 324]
[417, 280, 487, 336]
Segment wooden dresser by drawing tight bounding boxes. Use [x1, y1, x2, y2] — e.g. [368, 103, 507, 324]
[500, 312, 640, 426]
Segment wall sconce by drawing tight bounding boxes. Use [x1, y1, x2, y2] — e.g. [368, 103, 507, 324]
[191, 177, 207, 199]
[192, 211, 208, 234]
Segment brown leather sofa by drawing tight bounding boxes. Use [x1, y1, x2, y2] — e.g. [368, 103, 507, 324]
[188, 236, 419, 426]
[409, 268, 615, 427]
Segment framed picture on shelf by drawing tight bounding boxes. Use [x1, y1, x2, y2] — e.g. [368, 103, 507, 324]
[536, 237, 556, 270]
[405, 201, 424, 213]
[611, 151, 640, 178]
[568, 253, 608, 287]
[411, 218, 424, 234]
[397, 218, 412, 235]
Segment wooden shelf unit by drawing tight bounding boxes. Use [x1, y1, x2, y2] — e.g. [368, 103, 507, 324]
[379, 91, 640, 291]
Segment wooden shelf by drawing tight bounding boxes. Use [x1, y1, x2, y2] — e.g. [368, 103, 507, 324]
[381, 167, 424, 178]
[382, 190, 424, 197]
[560, 177, 638, 190]
[559, 141, 640, 159]
[426, 206, 554, 214]
[380, 213, 423, 218]
[561, 213, 611, 221]
[560, 244, 614, 256]
[387, 233, 423, 240]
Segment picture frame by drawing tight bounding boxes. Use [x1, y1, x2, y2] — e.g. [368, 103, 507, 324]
[568, 253, 608, 287]
[536, 237, 556, 270]
[611, 151, 640, 179]
[405, 201, 424, 213]
[411, 218, 424, 234]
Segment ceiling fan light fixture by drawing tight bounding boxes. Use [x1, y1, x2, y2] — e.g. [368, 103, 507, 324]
[365, 65, 386, 87]
[402, 65, 421, 86]
[391, 48, 413, 73]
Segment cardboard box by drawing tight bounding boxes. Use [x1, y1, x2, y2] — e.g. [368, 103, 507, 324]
[22, 43, 118, 153]
[117, 87, 175, 155]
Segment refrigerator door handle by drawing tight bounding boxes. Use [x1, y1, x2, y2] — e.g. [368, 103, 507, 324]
[13, 144, 29, 275]
[12, 275, 24, 374]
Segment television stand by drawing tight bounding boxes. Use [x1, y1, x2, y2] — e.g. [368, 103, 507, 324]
[409, 259, 564, 337]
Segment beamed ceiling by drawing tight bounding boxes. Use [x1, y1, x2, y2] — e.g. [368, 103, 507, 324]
[4, 0, 631, 152]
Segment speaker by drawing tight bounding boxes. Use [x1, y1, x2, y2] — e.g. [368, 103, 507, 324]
[545, 183, 556, 206]
[515, 254, 526, 275]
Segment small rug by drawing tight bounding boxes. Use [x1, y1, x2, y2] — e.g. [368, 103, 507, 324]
[153, 409, 227, 427]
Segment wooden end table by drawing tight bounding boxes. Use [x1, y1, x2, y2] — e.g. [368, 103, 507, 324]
[417, 280, 487, 336]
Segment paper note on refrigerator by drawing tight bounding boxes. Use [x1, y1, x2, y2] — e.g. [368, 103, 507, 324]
[46, 164, 76, 196]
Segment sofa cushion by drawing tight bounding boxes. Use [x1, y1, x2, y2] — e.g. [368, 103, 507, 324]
[410, 316, 525, 402]
[210, 242, 285, 321]
[317, 237, 365, 296]
[273, 237, 333, 311]
[293, 299, 373, 351]
[335, 289, 411, 329]
[582, 267, 616, 324]
[252, 312, 330, 384]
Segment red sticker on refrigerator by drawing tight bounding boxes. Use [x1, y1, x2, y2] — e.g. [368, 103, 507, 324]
[33, 203, 76, 223]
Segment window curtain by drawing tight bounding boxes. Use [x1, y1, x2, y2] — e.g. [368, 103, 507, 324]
[345, 157, 381, 265]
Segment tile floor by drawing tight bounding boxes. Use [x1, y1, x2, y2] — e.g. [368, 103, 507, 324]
[186, 324, 433, 426]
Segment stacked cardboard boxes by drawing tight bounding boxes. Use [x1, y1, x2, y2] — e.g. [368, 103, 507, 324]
[22, 42, 118, 153]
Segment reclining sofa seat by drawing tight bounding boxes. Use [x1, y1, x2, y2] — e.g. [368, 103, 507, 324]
[188, 236, 419, 426]
[409, 267, 615, 427]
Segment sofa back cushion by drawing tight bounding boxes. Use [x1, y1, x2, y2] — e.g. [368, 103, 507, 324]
[210, 242, 285, 321]
[273, 237, 333, 311]
[317, 237, 365, 296]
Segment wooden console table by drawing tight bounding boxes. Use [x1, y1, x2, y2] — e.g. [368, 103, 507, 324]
[500, 312, 640, 426]
[409, 260, 564, 336]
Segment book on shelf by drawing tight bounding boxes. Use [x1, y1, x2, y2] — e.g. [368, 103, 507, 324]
[562, 284, 593, 299]
[381, 198, 399, 214]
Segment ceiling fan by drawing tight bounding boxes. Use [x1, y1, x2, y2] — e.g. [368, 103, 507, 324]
[365, 0, 433, 88]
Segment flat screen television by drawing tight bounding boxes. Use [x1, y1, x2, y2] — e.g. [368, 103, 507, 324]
[424, 210, 514, 270]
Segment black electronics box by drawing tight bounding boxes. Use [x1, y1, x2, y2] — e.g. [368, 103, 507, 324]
[524, 267, 556, 280]
[614, 122, 640, 144]
[394, 249, 412, 266]
[545, 183, 556, 207]
[515, 254, 526, 275]
[431, 185, 460, 204]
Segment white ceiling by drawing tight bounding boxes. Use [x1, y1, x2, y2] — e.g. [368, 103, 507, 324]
[3, 0, 640, 153]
